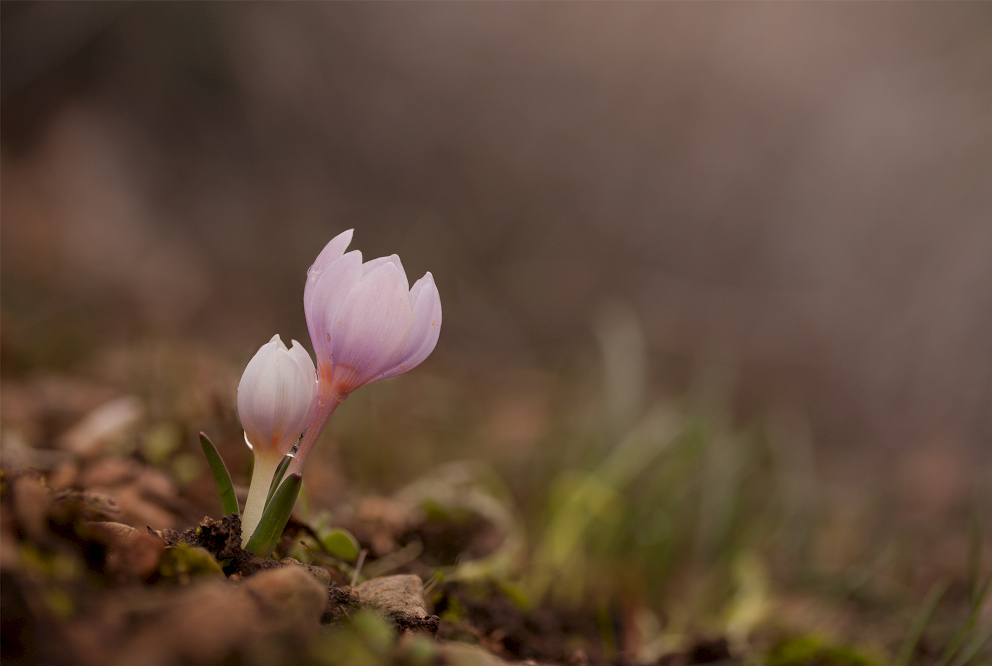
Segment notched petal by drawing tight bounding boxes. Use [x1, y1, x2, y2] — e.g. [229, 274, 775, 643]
[305, 251, 364, 360]
[362, 254, 409, 291]
[308, 229, 354, 274]
[329, 263, 414, 388]
[374, 272, 441, 383]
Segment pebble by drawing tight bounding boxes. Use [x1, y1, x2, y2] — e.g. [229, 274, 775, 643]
[356, 573, 428, 619]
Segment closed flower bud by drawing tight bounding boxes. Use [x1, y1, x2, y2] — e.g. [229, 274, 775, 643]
[237, 334, 317, 544]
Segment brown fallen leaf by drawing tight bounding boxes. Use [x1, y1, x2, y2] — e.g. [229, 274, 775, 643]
[50, 488, 122, 523]
[84, 521, 165, 584]
[90, 484, 177, 529]
[58, 396, 144, 457]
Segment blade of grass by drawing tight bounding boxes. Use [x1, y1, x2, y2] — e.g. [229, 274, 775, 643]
[895, 580, 948, 666]
[264, 455, 292, 509]
[968, 515, 982, 602]
[936, 573, 992, 666]
[949, 624, 992, 666]
[199, 432, 239, 517]
[244, 473, 302, 558]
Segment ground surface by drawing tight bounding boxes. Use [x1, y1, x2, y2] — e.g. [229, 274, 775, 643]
[1, 349, 989, 666]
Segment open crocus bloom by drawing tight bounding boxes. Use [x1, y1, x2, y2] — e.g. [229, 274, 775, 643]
[287, 229, 441, 475]
[237, 334, 317, 544]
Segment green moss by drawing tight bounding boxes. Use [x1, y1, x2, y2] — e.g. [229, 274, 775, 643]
[156, 544, 224, 584]
[767, 636, 881, 666]
[43, 588, 75, 620]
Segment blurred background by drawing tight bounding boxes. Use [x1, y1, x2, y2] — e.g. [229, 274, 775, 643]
[3, 1, 992, 649]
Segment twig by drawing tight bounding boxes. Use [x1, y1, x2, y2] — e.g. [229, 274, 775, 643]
[350, 548, 367, 587]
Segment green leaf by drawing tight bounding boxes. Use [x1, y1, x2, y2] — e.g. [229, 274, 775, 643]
[321, 528, 360, 561]
[264, 455, 293, 509]
[245, 473, 302, 558]
[199, 433, 239, 518]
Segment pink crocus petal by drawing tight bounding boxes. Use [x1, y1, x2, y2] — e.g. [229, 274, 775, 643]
[304, 229, 354, 329]
[309, 229, 353, 276]
[362, 254, 408, 291]
[328, 262, 414, 390]
[306, 251, 364, 368]
[373, 272, 442, 382]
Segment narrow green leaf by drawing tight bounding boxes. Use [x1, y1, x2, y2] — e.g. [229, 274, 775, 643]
[245, 473, 302, 558]
[968, 515, 982, 602]
[936, 573, 992, 666]
[895, 579, 947, 666]
[265, 455, 293, 509]
[949, 625, 992, 666]
[199, 432, 240, 518]
[321, 528, 360, 561]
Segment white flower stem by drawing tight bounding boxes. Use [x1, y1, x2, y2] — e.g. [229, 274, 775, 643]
[241, 452, 282, 547]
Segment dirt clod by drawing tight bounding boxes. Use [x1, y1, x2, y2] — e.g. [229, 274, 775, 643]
[322, 584, 361, 624]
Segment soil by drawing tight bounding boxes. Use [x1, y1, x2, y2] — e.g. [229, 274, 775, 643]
[0, 464, 665, 666]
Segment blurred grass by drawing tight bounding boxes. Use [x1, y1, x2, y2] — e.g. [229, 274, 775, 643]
[282, 310, 990, 663]
[1, 307, 990, 664]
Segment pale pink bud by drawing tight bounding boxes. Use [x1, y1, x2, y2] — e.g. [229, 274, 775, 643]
[237, 334, 317, 544]
[237, 334, 317, 457]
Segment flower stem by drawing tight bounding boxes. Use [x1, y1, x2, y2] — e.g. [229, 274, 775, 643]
[241, 452, 282, 547]
[286, 385, 345, 476]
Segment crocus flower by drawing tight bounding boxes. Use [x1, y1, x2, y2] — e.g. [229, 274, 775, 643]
[287, 229, 441, 475]
[237, 334, 317, 544]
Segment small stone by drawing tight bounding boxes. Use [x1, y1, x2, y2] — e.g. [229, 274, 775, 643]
[243, 565, 327, 629]
[356, 574, 439, 635]
[357, 574, 427, 618]
[281, 556, 332, 587]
